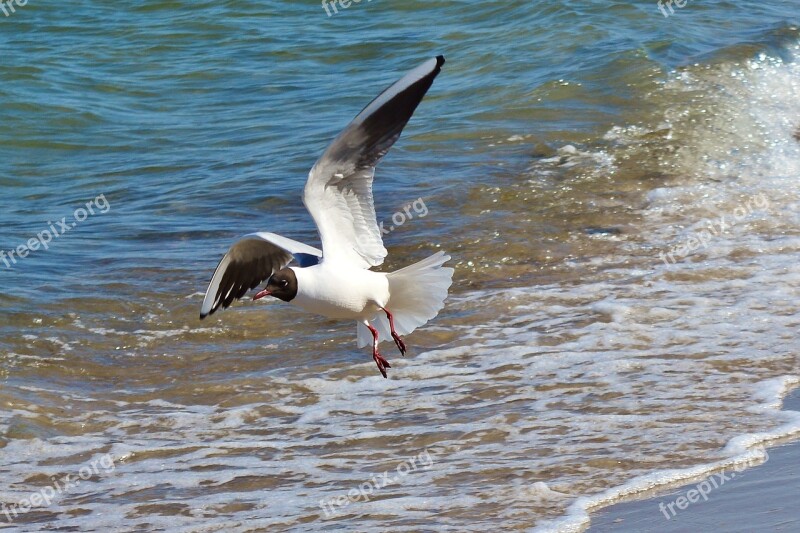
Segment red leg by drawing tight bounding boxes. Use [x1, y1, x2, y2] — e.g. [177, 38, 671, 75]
[366, 322, 391, 378]
[382, 308, 407, 356]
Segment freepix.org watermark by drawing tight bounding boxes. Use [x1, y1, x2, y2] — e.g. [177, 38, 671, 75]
[321, 0, 372, 17]
[657, 0, 690, 18]
[355, 197, 428, 248]
[1, 194, 111, 269]
[1, 453, 116, 523]
[658, 447, 769, 520]
[658, 193, 768, 267]
[319, 448, 433, 517]
[380, 197, 428, 236]
[0, 0, 27, 18]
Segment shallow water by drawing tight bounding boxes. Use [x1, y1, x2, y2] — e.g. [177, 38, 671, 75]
[1, 1, 800, 531]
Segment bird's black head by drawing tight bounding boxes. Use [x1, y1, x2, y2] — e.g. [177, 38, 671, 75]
[254, 268, 298, 302]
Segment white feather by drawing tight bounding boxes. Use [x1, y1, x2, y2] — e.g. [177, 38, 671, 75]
[356, 251, 454, 347]
[303, 56, 445, 268]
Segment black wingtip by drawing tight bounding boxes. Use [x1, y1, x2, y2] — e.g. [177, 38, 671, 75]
[199, 313, 207, 320]
[436, 55, 445, 68]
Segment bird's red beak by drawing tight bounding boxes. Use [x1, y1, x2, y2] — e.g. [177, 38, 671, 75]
[253, 289, 271, 301]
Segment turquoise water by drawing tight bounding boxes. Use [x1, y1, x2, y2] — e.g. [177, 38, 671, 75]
[1, 1, 798, 297]
[1, 1, 800, 531]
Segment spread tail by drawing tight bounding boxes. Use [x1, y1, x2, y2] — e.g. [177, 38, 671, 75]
[357, 251, 454, 347]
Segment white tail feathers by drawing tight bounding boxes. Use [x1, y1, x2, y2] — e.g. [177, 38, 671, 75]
[357, 251, 454, 348]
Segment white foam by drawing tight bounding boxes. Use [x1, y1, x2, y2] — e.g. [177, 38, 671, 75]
[531, 378, 800, 532]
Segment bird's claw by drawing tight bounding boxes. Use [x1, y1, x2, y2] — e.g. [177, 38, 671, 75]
[392, 333, 407, 356]
[373, 351, 391, 378]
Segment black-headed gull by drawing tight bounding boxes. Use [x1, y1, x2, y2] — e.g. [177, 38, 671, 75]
[200, 56, 453, 378]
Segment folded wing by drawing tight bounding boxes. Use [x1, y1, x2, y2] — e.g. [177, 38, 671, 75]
[303, 56, 445, 269]
[200, 232, 321, 318]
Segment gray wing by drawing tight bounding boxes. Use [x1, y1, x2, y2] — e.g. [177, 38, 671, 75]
[303, 56, 445, 268]
[200, 232, 321, 318]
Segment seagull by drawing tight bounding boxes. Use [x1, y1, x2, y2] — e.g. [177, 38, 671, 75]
[200, 56, 453, 378]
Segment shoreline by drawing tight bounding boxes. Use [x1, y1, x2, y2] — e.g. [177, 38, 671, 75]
[586, 386, 800, 532]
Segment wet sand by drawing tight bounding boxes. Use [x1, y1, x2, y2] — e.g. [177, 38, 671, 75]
[588, 389, 800, 532]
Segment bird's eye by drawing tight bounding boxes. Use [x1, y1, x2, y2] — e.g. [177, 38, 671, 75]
[281, 279, 288, 287]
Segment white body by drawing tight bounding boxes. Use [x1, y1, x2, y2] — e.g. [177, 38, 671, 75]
[291, 262, 390, 320]
[291, 250, 453, 350]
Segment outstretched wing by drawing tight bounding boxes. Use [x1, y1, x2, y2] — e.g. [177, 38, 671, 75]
[303, 56, 445, 269]
[200, 232, 321, 318]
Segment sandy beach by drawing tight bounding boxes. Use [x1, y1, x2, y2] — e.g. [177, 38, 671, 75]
[589, 388, 800, 532]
